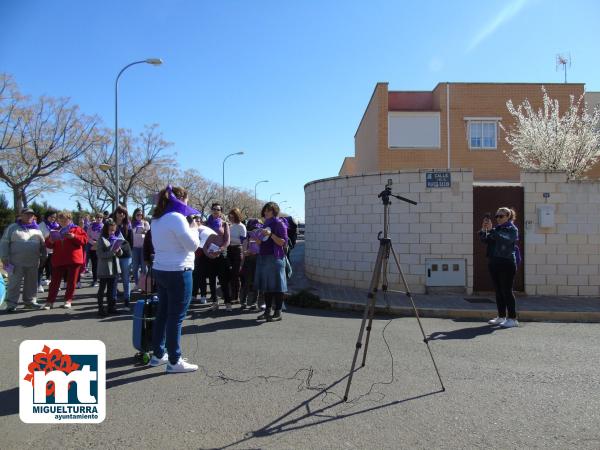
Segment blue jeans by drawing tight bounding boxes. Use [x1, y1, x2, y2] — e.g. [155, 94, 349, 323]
[131, 247, 146, 285]
[112, 256, 131, 303]
[152, 269, 193, 365]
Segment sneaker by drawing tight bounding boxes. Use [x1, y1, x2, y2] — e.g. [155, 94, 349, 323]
[249, 303, 259, 311]
[149, 353, 169, 367]
[210, 302, 218, 311]
[500, 318, 519, 328]
[488, 317, 505, 325]
[37, 285, 45, 293]
[226, 303, 232, 312]
[42, 302, 53, 310]
[166, 358, 198, 373]
[199, 296, 207, 305]
[92, 282, 99, 287]
[5, 304, 17, 313]
[23, 302, 43, 310]
[61, 282, 67, 289]
[42, 279, 50, 286]
[257, 312, 271, 321]
[268, 310, 282, 322]
[259, 303, 266, 310]
[76, 282, 82, 289]
[63, 301, 72, 309]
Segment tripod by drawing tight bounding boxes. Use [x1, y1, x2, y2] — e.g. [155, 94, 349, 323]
[343, 180, 445, 401]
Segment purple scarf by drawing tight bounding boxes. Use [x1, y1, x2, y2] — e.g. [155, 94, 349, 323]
[60, 223, 76, 237]
[131, 219, 143, 229]
[163, 185, 201, 217]
[90, 222, 103, 233]
[18, 219, 39, 230]
[207, 215, 223, 234]
[44, 220, 60, 231]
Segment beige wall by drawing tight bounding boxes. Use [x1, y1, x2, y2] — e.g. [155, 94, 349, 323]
[304, 169, 474, 294]
[522, 171, 600, 296]
[339, 157, 356, 176]
[353, 83, 386, 175]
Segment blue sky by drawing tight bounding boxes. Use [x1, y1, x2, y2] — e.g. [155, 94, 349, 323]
[1, 0, 599, 220]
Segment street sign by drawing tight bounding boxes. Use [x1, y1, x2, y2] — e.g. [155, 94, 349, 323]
[426, 172, 451, 188]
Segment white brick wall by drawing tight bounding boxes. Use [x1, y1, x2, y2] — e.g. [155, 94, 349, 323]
[304, 170, 474, 293]
[522, 171, 600, 296]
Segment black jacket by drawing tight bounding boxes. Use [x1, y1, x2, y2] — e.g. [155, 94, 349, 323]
[479, 223, 518, 262]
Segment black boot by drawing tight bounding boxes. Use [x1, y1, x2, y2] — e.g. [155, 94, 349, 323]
[268, 310, 282, 322]
[97, 297, 107, 317]
[107, 298, 118, 314]
[257, 309, 271, 321]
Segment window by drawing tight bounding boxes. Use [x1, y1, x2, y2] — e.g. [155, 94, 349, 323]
[388, 112, 441, 149]
[469, 121, 497, 149]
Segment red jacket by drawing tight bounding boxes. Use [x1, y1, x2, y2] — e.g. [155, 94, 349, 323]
[45, 226, 88, 267]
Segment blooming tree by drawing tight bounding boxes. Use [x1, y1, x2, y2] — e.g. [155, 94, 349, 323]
[501, 87, 600, 179]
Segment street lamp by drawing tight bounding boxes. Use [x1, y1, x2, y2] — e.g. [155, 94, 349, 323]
[254, 179, 269, 204]
[222, 151, 244, 205]
[114, 58, 163, 210]
[270, 192, 280, 201]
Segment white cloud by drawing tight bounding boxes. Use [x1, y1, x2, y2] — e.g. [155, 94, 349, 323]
[466, 0, 529, 53]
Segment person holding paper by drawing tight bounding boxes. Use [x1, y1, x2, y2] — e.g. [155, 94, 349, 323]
[95, 219, 123, 316]
[37, 210, 59, 292]
[110, 205, 133, 308]
[130, 208, 150, 286]
[0, 208, 47, 312]
[149, 186, 201, 373]
[255, 202, 288, 322]
[43, 211, 87, 310]
[227, 208, 247, 305]
[86, 213, 104, 287]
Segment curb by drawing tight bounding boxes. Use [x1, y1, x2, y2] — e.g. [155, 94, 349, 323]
[321, 299, 600, 323]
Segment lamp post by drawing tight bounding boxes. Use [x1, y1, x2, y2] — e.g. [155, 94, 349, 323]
[254, 179, 269, 204]
[114, 58, 163, 210]
[222, 151, 244, 205]
[270, 192, 280, 201]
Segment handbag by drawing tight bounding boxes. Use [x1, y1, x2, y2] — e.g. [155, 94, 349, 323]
[285, 256, 293, 279]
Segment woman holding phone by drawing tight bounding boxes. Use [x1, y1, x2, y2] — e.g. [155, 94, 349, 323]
[479, 207, 520, 328]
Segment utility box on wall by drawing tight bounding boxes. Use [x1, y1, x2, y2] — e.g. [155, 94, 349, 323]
[425, 259, 466, 287]
[537, 205, 555, 228]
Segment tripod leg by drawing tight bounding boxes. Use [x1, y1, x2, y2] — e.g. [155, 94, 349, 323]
[389, 244, 445, 391]
[361, 240, 389, 367]
[343, 242, 386, 402]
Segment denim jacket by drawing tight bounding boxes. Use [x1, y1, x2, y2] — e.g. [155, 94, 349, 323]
[479, 223, 518, 263]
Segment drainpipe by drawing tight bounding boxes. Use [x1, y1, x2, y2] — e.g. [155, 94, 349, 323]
[446, 82, 451, 169]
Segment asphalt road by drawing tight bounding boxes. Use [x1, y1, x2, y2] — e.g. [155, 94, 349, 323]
[1, 276, 599, 449]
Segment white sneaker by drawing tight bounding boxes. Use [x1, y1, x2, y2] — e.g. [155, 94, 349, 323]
[166, 358, 198, 373]
[42, 279, 50, 286]
[42, 302, 53, 310]
[63, 301, 72, 309]
[488, 317, 505, 325]
[500, 318, 519, 328]
[37, 285, 45, 293]
[199, 296, 207, 305]
[149, 353, 169, 367]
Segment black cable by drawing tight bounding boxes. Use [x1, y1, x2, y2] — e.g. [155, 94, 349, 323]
[187, 308, 396, 409]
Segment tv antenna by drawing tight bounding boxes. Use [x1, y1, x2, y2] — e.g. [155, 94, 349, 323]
[556, 53, 571, 83]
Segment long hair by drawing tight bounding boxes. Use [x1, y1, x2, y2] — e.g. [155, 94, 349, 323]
[110, 204, 130, 227]
[153, 186, 188, 219]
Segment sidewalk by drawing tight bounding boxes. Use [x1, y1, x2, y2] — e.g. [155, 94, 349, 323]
[288, 241, 600, 323]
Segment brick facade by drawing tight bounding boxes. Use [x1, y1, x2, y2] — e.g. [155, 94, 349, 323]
[340, 82, 600, 181]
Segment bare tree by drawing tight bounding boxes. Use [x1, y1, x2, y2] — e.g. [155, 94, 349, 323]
[0, 75, 101, 212]
[71, 124, 174, 211]
[501, 87, 600, 179]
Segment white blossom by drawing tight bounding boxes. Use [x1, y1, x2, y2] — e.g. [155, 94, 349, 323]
[500, 87, 600, 179]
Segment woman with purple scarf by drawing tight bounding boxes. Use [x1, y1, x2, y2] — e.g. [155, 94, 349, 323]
[110, 205, 133, 308]
[205, 202, 232, 311]
[86, 213, 104, 287]
[149, 186, 200, 373]
[37, 210, 59, 291]
[255, 202, 288, 322]
[95, 219, 123, 316]
[0, 208, 47, 311]
[130, 208, 150, 286]
[479, 207, 520, 328]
